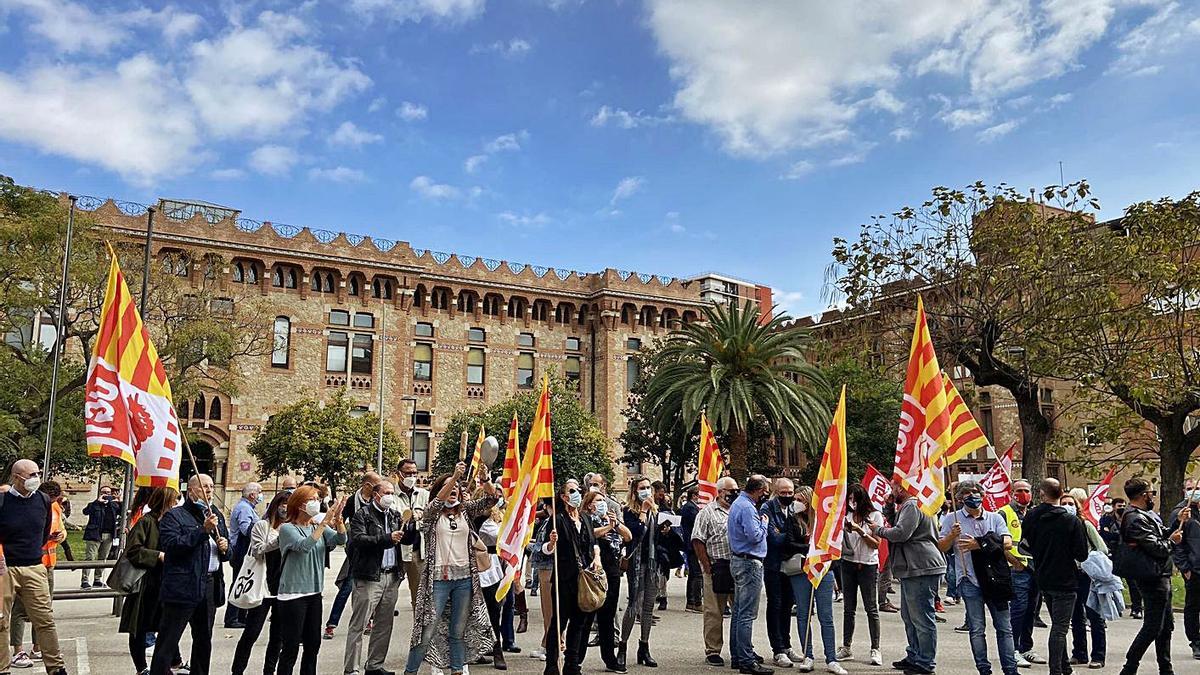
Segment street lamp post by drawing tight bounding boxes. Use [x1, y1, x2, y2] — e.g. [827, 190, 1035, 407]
[400, 395, 418, 468]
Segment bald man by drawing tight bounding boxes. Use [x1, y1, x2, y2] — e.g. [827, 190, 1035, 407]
[151, 474, 230, 675]
[280, 475, 298, 492]
[0, 459, 66, 674]
[692, 476, 740, 666]
[224, 482, 262, 628]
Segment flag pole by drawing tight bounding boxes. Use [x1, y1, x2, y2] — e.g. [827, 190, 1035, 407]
[375, 301, 386, 471]
[551, 491, 564, 656]
[119, 207, 154, 533]
[42, 196, 77, 475]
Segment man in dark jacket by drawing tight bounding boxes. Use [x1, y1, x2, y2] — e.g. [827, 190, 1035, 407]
[1170, 481, 1200, 660]
[1021, 479, 1088, 675]
[80, 484, 121, 587]
[325, 471, 382, 639]
[1115, 477, 1180, 675]
[761, 478, 799, 668]
[343, 480, 403, 675]
[679, 487, 703, 613]
[150, 474, 229, 675]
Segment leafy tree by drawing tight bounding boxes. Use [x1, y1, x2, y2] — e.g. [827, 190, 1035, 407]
[433, 374, 611, 488]
[827, 181, 1106, 487]
[619, 340, 697, 492]
[642, 300, 830, 481]
[0, 177, 270, 477]
[247, 389, 404, 495]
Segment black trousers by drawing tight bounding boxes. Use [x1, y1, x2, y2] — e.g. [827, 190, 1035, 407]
[545, 578, 594, 675]
[231, 598, 282, 675]
[275, 594, 325, 675]
[150, 585, 215, 675]
[1184, 572, 1200, 646]
[588, 567, 622, 666]
[1128, 579, 1143, 612]
[686, 553, 703, 607]
[764, 567, 794, 654]
[130, 633, 178, 673]
[1120, 577, 1173, 675]
[484, 581, 504, 647]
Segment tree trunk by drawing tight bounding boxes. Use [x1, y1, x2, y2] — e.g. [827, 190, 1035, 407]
[729, 427, 749, 483]
[1014, 391, 1051, 487]
[1157, 422, 1193, 522]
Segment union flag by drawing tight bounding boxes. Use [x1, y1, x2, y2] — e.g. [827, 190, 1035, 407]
[805, 385, 848, 585]
[500, 412, 520, 502]
[894, 295, 951, 516]
[84, 249, 182, 489]
[980, 442, 1016, 511]
[696, 412, 724, 507]
[1084, 467, 1117, 528]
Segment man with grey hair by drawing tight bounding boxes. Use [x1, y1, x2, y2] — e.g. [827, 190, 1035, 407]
[938, 480, 1017, 675]
[224, 481, 262, 628]
[693, 476, 739, 667]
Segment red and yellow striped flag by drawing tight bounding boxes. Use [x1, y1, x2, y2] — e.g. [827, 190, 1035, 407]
[495, 376, 554, 600]
[83, 249, 182, 489]
[500, 412, 521, 502]
[469, 424, 488, 478]
[894, 295, 952, 516]
[696, 412, 724, 506]
[805, 385, 848, 584]
[936, 376, 990, 467]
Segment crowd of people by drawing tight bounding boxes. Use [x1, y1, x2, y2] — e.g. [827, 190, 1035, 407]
[0, 460, 1198, 675]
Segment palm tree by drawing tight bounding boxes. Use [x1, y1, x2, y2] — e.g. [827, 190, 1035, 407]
[643, 300, 830, 481]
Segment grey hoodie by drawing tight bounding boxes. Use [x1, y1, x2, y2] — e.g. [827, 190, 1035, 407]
[878, 497, 947, 579]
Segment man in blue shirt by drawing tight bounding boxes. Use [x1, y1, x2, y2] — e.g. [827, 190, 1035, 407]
[727, 474, 772, 675]
[223, 482, 261, 628]
[938, 481, 1016, 675]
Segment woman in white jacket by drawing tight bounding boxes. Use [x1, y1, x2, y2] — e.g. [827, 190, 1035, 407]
[231, 491, 290, 675]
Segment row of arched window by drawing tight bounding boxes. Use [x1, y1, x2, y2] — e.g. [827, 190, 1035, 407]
[184, 393, 222, 421]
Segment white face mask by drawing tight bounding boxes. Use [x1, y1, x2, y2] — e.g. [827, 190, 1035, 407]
[1061, 504, 1077, 517]
[445, 500, 460, 509]
[402, 476, 417, 490]
[305, 500, 321, 517]
[379, 494, 395, 510]
[637, 488, 652, 502]
[23, 477, 41, 493]
[589, 485, 601, 493]
[1102, 504, 1113, 514]
[595, 500, 608, 517]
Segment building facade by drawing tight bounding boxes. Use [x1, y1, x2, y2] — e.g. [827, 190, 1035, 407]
[82, 195, 769, 499]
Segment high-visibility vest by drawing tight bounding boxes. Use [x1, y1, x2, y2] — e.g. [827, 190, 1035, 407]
[41, 501, 63, 568]
[997, 503, 1029, 567]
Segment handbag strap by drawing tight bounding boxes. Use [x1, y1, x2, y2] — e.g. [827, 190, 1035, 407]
[623, 510, 651, 564]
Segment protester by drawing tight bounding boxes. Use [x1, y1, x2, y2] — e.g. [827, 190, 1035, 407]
[761, 478, 799, 668]
[620, 476, 660, 669]
[878, 495, 899, 614]
[1022, 479, 1089, 675]
[679, 487, 703, 614]
[225, 482, 262, 629]
[1169, 481, 1200, 660]
[582, 489, 632, 672]
[998, 479, 1043, 667]
[396, 458, 430, 610]
[81, 483, 122, 588]
[231, 491, 290, 675]
[528, 501, 555, 662]
[474, 498, 509, 670]
[691, 476, 738, 667]
[873, 477, 945, 675]
[540, 478, 601, 675]
[341, 479, 406, 675]
[1061, 488, 1108, 669]
[1114, 477, 1180, 675]
[275, 485, 347, 675]
[937, 480, 1016, 675]
[325, 472, 382, 640]
[839, 483, 884, 667]
[651, 481, 675, 611]
[941, 483, 961, 613]
[404, 462, 498, 675]
[784, 486, 845, 675]
[8, 479, 66, 667]
[729, 474, 772, 675]
[150, 473, 230, 675]
[118, 487, 181, 675]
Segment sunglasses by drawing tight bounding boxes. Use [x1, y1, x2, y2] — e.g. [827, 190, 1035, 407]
[447, 513, 459, 530]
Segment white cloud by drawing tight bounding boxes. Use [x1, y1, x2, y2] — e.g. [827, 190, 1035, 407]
[397, 101, 428, 121]
[484, 131, 527, 153]
[410, 175, 462, 200]
[308, 166, 366, 182]
[368, 96, 387, 113]
[829, 147, 872, 166]
[1109, 2, 1200, 76]
[464, 154, 488, 173]
[497, 211, 551, 227]
[644, 0, 1136, 156]
[1047, 92, 1073, 106]
[1, 0, 202, 53]
[665, 211, 685, 234]
[978, 119, 1021, 142]
[471, 38, 533, 58]
[779, 160, 815, 180]
[348, 0, 486, 23]
[328, 121, 383, 148]
[248, 145, 299, 176]
[590, 105, 674, 129]
[940, 107, 992, 129]
[773, 290, 807, 318]
[610, 176, 645, 205]
[890, 127, 913, 142]
[210, 167, 246, 180]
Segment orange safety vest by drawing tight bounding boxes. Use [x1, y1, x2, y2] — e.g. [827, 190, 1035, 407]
[41, 501, 63, 568]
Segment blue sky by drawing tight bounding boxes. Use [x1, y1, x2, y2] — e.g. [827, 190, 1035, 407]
[2, 0, 1199, 316]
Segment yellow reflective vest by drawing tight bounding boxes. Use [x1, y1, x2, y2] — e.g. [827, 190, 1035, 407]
[998, 504, 1030, 568]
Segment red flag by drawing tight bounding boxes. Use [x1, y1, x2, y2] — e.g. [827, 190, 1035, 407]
[1084, 467, 1117, 528]
[861, 464, 890, 572]
[894, 296, 952, 515]
[980, 442, 1015, 511]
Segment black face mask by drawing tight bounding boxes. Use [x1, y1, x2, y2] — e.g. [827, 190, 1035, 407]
[777, 496, 794, 509]
[1145, 498, 1155, 512]
[722, 491, 739, 504]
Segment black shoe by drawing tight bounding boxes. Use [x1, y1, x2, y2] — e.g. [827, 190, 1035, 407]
[80, 581, 90, 589]
[1034, 618, 1047, 628]
[224, 621, 246, 629]
[1130, 610, 1142, 619]
[637, 641, 658, 668]
[893, 659, 915, 671]
[606, 660, 628, 673]
[366, 670, 396, 675]
[617, 643, 627, 670]
[738, 665, 774, 675]
[954, 623, 970, 633]
[504, 646, 522, 654]
[657, 597, 667, 611]
[903, 666, 934, 675]
[707, 655, 726, 667]
[755, 655, 765, 665]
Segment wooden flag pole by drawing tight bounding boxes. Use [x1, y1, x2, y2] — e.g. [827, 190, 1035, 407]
[796, 574, 818, 658]
[551, 494, 564, 655]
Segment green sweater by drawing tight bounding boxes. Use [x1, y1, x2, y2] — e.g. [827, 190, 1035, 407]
[277, 522, 346, 597]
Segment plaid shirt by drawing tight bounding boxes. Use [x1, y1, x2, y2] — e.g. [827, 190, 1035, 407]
[692, 501, 731, 561]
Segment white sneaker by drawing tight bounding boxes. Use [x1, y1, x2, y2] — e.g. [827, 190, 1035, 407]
[798, 657, 815, 673]
[774, 653, 794, 668]
[835, 647, 853, 661]
[827, 663, 848, 675]
[870, 649, 882, 666]
[10, 652, 33, 668]
[529, 648, 546, 660]
[1023, 651, 1047, 665]
[1015, 652, 1032, 668]
[786, 649, 806, 663]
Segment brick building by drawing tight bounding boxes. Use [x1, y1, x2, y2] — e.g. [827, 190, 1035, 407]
[81, 195, 770, 500]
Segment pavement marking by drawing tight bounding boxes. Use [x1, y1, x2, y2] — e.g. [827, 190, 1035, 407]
[75, 636, 90, 675]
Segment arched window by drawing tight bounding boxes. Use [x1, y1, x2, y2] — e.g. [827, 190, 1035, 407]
[311, 273, 321, 292]
[431, 287, 450, 310]
[508, 296, 527, 319]
[321, 273, 333, 293]
[209, 398, 222, 420]
[271, 316, 290, 368]
[161, 254, 174, 276]
[173, 255, 189, 277]
[285, 268, 297, 289]
[233, 262, 245, 283]
[577, 306, 588, 326]
[372, 278, 394, 299]
[621, 304, 636, 325]
[483, 294, 502, 317]
[192, 394, 205, 419]
[246, 264, 259, 285]
[458, 290, 477, 313]
[555, 303, 574, 324]
[532, 300, 551, 322]
[204, 256, 217, 280]
[272, 267, 284, 287]
[639, 306, 655, 327]
[348, 277, 360, 296]
[414, 284, 426, 307]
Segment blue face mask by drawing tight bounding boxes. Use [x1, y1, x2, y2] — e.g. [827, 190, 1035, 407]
[964, 495, 983, 510]
[568, 491, 582, 508]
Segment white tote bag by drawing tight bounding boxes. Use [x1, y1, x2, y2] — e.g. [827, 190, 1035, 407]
[228, 555, 267, 609]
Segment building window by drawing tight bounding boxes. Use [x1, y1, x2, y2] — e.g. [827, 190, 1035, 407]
[467, 327, 486, 342]
[414, 322, 434, 338]
[351, 334, 373, 374]
[272, 316, 290, 368]
[372, 278, 393, 299]
[518, 332, 535, 348]
[627, 337, 642, 351]
[626, 358, 640, 389]
[327, 332, 348, 372]
[414, 284, 426, 307]
[1082, 424, 1100, 447]
[232, 261, 245, 283]
[312, 271, 334, 293]
[467, 347, 486, 385]
[483, 295, 501, 316]
[414, 343, 433, 381]
[459, 291, 477, 313]
[565, 337, 581, 351]
[209, 398, 222, 420]
[508, 297, 527, 318]
[532, 301, 550, 322]
[412, 432, 430, 471]
[348, 277, 360, 296]
[979, 391, 993, 443]
[330, 310, 350, 326]
[431, 288, 450, 310]
[414, 410, 432, 426]
[192, 394, 205, 419]
[210, 298, 234, 314]
[272, 267, 284, 287]
[565, 356, 581, 390]
[353, 313, 374, 329]
[517, 353, 535, 389]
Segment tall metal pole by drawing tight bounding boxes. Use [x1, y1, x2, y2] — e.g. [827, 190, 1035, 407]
[42, 196, 77, 475]
[376, 302, 387, 471]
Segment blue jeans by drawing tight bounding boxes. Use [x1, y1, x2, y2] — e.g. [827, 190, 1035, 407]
[405, 578, 473, 673]
[730, 556, 764, 667]
[1071, 571, 1105, 663]
[959, 578, 1017, 675]
[899, 574, 939, 671]
[790, 572, 836, 663]
[326, 576, 354, 627]
[1010, 570, 1037, 654]
[945, 554, 959, 600]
